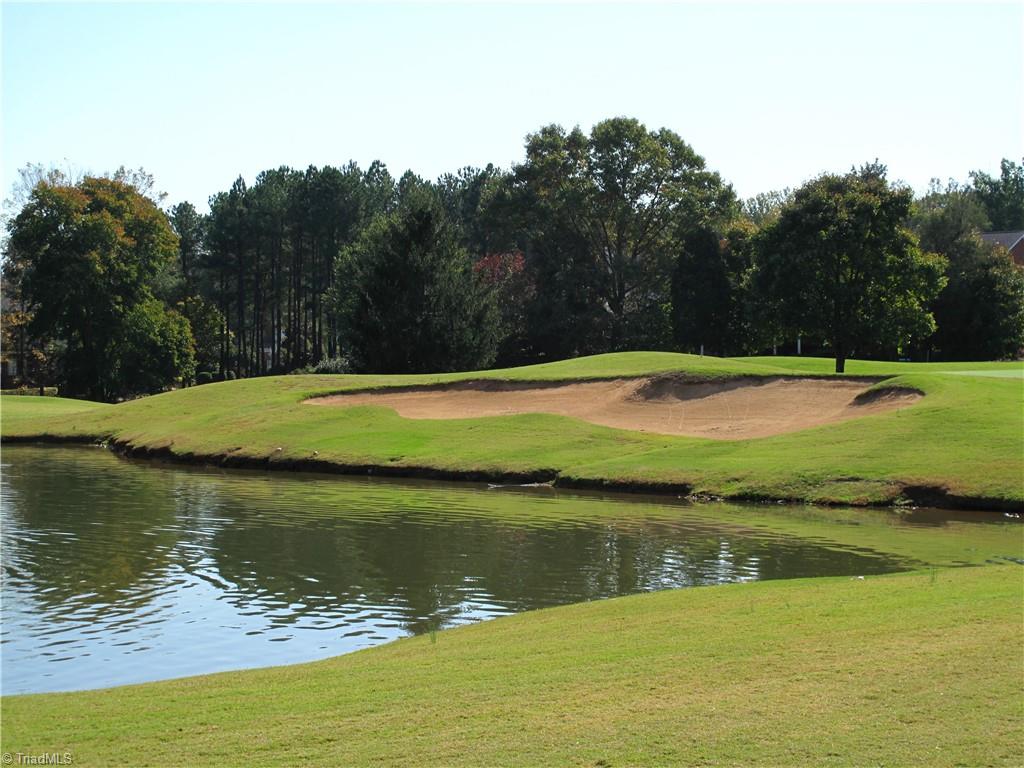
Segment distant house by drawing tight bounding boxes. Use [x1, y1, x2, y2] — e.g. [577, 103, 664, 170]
[980, 231, 1024, 266]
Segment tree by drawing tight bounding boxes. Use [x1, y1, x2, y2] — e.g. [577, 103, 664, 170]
[672, 221, 756, 356]
[505, 118, 735, 351]
[333, 184, 502, 373]
[179, 295, 227, 376]
[970, 158, 1024, 231]
[206, 177, 250, 376]
[115, 298, 196, 396]
[753, 164, 947, 373]
[195, 161, 397, 378]
[168, 201, 206, 293]
[436, 164, 506, 255]
[4, 175, 186, 399]
[482, 137, 605, 361]
[930, 246, 1024, 360]
[913, 180, 1024, 360]
[0, 297, 59, 390]
[741, 189, 791, 227]
[913, 179, 990, 252]
[473, 250, 535, 364]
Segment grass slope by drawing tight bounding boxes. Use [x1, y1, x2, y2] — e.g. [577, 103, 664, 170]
[2, 352, 1022, 507]
[3, 565, 1021, 767]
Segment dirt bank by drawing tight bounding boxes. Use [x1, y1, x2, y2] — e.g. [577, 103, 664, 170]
[306, 376, 922, 440]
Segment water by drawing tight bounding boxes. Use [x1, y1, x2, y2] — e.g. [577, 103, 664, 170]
[1, 445, 1019, 695]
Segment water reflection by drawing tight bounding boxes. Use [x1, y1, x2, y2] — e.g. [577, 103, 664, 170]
[1, 446, 1018, 694]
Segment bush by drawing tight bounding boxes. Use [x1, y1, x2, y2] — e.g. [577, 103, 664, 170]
[311, 356, 353, 375]
[224, 370, 236, 381]
[0, 386, 59, 397]
[195, 371, 214, 385]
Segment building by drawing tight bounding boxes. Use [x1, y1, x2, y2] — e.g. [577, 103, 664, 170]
[980, 231, 1024, 266]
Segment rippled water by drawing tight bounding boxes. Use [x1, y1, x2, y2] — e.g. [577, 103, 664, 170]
[1, 446, 1019, 694]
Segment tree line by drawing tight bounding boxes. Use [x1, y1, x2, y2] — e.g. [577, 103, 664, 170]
[3, 118, 1022, 400]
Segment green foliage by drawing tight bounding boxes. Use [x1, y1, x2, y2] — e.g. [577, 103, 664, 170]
[913, 179, 990, 252]
[436, 164, 505, 255]
[333, 185, 502, 373]
[195, 371, 214, 385]
[10, 141, 1019, 393]
[672, 222, 756, 355]
[753, 164, 947, 372]
[4, 176, 186, 400]
[498, 117, 736, 354]
[970, 157, 1024, 230]
[912, 180, 1024, 360]
[114, 299, 196, 397]
[178, 295, 226, 375]
[472, 251, 536, 364]
[168, 201, 206, 292]
[931, 246, 1024, 360]
[202, 163, 388, 375]
[740, 188, 791, 227]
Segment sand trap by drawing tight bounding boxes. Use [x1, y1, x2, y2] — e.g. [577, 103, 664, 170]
[305, 376, 922, 440]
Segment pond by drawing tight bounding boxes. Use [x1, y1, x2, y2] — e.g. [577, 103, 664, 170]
[2, 445, 1020, 695]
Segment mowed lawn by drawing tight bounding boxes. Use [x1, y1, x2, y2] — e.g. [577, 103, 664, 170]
[2, 565, 1021, 767]
[2, 352, 1022, 506]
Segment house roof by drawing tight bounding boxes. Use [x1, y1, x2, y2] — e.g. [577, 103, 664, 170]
[980, 231, 1024, 250]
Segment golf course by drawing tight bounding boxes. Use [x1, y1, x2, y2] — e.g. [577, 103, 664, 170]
[5, 3, 1024, 763]
[4, 345, 1024, 768]
[3, 352, 1023, 509]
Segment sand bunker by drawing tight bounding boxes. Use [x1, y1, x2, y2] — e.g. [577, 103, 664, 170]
[306, 377, 922, 440]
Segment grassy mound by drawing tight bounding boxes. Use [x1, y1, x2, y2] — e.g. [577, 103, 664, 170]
[2, 352, 1022, 507]
[3, 565, 1020, 766]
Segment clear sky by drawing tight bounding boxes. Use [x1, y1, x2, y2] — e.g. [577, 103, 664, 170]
[3, 2, 1022, 212]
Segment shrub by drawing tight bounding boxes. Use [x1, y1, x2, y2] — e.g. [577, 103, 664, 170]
[196, 371, 214, 385]
[311, 356, 353, 375]
[0, 387, 59, 397]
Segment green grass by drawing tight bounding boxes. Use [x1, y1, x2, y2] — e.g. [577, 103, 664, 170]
[2, 352, 1022, 507]
[736, 355, 1024, 375]
[3, 565, 1021, 766]
[0, 394, 108, 433]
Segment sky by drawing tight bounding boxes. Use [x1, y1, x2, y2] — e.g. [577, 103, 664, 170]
[3, 2, 1022, 212]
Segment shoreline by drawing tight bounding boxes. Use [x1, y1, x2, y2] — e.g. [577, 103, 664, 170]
[2, 353, 1020, 514]
[4, 434, 1020, 512]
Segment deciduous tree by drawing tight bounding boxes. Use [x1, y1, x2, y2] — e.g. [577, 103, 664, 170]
[672, 221, 756, 356]
[5, 176, 186, 399]
[913, 180, 1024, 360]
[970, 158, 1024, 231]
[753, 164, 946, 373]
[506, 118, 735, 351]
